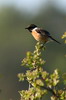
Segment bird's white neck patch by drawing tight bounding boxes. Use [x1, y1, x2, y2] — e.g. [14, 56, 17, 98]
[32, 27, 38, 31]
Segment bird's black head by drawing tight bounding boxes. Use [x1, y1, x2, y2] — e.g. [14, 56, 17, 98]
[25, 24, 37, 32]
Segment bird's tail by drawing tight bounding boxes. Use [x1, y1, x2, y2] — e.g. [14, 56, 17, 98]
[49, 36, 61, 44]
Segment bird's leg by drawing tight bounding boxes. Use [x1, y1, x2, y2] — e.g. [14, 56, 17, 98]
[40, 42, 46, 50]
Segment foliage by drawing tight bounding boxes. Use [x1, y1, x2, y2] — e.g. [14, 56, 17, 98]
[61, 32, 66, 57]
[61, 32, 66, 44]
[61, 32, 66, 86]
[18, 42, 66, 100]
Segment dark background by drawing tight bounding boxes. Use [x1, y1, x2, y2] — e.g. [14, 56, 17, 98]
[0, 0, 66, 100]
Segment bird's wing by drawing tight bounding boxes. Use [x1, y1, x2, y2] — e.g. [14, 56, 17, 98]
[36, 28, 50, 36]
[36, 28, 61, 44]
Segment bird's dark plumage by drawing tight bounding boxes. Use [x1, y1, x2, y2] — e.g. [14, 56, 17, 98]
[25, 24, 37, 32]
[36, 28, 50, 36]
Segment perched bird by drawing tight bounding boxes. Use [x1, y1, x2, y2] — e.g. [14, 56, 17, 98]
[25, 24, 61, 44]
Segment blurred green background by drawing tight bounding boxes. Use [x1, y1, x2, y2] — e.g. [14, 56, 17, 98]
[0, 0, 66, 100]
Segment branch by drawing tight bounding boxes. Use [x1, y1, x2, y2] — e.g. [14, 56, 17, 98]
[41, 86, 59, 98]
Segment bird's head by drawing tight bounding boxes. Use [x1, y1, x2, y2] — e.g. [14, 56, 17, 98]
[25, 24, 37, 32]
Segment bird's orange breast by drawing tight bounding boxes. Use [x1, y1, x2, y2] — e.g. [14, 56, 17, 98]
[32, 30, 48, 43]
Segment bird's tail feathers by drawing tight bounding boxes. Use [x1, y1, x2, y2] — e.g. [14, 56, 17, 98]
[49, 36, 61, 44]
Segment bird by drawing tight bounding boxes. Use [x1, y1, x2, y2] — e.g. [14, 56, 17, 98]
[25, 24, 61, 44]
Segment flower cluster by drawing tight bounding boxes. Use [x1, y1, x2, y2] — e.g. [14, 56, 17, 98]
[61, 32, 66, 43]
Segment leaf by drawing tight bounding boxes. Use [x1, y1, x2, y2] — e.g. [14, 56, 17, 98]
[61, 32, 66, 39]
[62, 73, 66, 85]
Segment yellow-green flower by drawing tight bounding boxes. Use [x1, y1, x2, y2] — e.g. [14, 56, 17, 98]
[61, 32, 66, 39]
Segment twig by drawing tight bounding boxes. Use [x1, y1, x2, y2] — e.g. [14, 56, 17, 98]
[41, 86, 59, 98]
